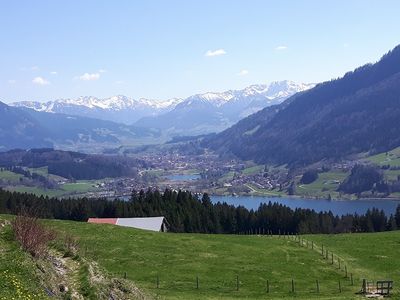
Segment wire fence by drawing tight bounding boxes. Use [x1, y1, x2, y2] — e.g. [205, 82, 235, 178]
[81, 233, 398, 298]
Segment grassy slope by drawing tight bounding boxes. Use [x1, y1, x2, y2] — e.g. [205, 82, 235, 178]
[5, 180, 97, 198]
[2, 215, 399, 299]
[45, 219, 382, 300]
[0, 220, 48, 299]
[365, 147, 400, 184]
[366, 147, 400, 167]
[305, 232, 400, 285]
[0, 170, 23, 182]
[296, 171, 349, 199]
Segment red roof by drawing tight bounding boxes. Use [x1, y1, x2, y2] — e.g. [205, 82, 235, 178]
[87, 218, 117, 225]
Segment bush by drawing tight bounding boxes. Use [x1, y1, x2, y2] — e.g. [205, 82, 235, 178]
[339, 165, 383, 194]
[300, 170, 319, 184]
[11, 212, 56, 258]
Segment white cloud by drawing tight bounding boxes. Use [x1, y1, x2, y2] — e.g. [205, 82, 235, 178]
[50, 71, 58, 75]
[32, 77, 50, 85]
[78, 73, 100, 81]
[205, 49, 226, 57]
[275, 45, 288, 51]
[237, 69, 249, 76]
[98, 69, 107, 73]
[7, 79, 16, 84]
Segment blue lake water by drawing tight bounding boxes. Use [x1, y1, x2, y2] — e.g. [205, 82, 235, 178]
[211, 195, 399, 216]
[166, 174, 201, 181]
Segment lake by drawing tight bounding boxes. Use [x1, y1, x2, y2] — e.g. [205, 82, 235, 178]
[211, 195, 399, 216]
[166, 174, 201, 181]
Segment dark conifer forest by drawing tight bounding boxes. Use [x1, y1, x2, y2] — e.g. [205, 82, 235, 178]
[0, 188, 399, 234]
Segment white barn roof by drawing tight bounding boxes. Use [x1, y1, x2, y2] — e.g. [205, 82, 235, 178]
[116, 217, 166, 232]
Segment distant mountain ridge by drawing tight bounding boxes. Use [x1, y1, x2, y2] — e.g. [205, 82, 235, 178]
[134, 81, 314, 135]
[205, 45, 400, 166]
[0, 101, 160, 152]
[12, 96, 182, 124]
[11, 81, 314, 135]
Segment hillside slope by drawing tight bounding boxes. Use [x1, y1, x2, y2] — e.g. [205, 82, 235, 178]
[0, 102, 160, 152]
[0, 102, 52, 150]
[205, 45, 400, 166]
[2, 214, 400, 299]
[36, 219, 400, 299]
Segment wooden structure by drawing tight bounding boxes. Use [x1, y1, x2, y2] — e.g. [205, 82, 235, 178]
[360, 279, 393, 296]
[376, 280, 393, 296]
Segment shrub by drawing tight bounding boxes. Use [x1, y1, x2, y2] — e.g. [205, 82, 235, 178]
[300, 170, 319, 184]
[11, 212, 56, 258]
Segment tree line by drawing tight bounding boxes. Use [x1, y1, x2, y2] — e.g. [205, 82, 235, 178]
[0, 188, 399, 234]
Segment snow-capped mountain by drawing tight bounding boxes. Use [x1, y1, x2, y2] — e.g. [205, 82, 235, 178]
[11, 96, 183, 124]
[135, 80, 315, 135]
[11, 80, 314, 135]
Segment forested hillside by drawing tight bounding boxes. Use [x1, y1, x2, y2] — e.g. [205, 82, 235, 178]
[205, 45, 400, 166]
[0, 149, 145, 180]
[0, 102, 160, 151]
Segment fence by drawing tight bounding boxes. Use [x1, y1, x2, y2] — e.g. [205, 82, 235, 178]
[81, 233, 398, 298]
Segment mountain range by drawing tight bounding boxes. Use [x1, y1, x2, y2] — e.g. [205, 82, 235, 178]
[11, 81, 314, 136]
[0, 102, 160, 152]
[205, 45, 400, 166]
[134, 81, 314, 135]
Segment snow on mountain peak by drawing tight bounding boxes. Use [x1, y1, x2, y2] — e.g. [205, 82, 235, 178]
[10, 80, 315, 125]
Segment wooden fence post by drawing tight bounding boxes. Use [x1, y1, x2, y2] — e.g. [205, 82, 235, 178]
[316, 279, 320, 293]
[266, 280, 269, 293]
[362, 279, 366, 293]
[157, 275, 159, 288]
[350, 273, 354, 286]
[236, 275, 239, 291]
[322, 244, 324, 256]
[196, 276, 199, 289]
[331, 253, 334, 264]
[124, 272, 127, 279]
[345, 265, 347, 278]
[338, 280, 342, 293]
[291, 279, 295, 293]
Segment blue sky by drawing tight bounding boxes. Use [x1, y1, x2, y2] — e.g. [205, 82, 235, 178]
[1, 0, 399, 102]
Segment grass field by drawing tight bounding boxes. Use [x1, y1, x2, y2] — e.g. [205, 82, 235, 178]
[1, 215, 400, 299]
[219, 171, 235, 182]
[306, 232, 400, 293]
[6, 180, 97, 198]
[242, 165, 264, 175]
[0, 170, 23, 182]
[296, 171, 349, 198]
[38, 219, 400, 299]
[366, 147, 400, 167]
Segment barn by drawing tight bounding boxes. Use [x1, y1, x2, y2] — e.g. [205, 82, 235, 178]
[87, 216, 168, 232]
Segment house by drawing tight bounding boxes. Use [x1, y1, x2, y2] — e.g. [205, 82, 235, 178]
[87, 216, 168, 232]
